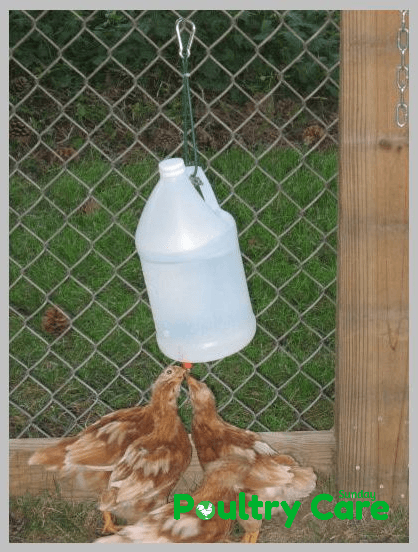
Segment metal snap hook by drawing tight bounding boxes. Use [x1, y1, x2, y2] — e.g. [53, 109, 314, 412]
[176, 17, 196, 59]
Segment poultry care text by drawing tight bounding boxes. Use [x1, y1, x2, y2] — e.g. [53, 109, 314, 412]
[173, 491, 389, 527]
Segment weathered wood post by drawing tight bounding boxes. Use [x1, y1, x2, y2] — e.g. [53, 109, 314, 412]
[336, 10, 409, 505]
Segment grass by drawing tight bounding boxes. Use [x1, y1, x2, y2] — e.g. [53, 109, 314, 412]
[9, 145, 338, 437]
[258, 473, 409, 544]
[9, 475, 408, 543]
[9, 493, 104, 543]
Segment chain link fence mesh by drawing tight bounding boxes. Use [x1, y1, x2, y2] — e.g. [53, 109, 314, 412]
[9, 10, 339, 438]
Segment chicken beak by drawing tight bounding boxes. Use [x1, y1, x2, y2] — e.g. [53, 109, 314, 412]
[184, 371, 198, 390]
[182, 363, 193, 378]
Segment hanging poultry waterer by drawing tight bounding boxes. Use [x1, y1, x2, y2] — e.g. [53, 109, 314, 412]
[135, 158, 256, 363]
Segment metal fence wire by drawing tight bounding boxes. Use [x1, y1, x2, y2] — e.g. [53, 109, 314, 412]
[9, 10, 339, 438]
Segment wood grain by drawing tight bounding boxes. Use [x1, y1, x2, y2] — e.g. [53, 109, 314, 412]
[336, 11, 409, 504]
[9, 431, 335, 501]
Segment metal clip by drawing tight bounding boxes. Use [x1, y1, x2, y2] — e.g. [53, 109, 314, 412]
[175, 18, 196, 59]
[189, 174, 203, 188]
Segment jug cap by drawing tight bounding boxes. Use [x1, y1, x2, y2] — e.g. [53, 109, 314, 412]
[159, 158, 185, 179]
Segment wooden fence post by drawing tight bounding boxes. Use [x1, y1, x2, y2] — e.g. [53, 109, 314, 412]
[336, 10, 409, 505]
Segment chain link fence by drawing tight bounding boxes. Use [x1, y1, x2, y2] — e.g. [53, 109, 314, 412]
[9, 10, 339, 438]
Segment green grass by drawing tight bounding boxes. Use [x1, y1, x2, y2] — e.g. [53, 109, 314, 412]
[9, 492, 106, 543]
[9, 475, 408, 543]
[9, 146, 338, 437]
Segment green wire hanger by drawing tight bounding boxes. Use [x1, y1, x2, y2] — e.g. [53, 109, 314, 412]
[176, 17, 201, 185]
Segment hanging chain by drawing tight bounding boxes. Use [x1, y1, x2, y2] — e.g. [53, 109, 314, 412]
[396, 10, 409, 128]
[176, 18, 201, 183]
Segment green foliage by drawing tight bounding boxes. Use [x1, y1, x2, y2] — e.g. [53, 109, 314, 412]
[10, 10, 340, 101]
[235, 11, 340, 98]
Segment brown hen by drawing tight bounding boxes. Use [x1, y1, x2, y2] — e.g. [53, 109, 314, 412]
[94, 455, 252, 543]
[29, 365, 192, 533]
[185, 373, 317, 543]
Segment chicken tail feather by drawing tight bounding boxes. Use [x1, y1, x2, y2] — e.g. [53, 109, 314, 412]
[28, 437, 76, 470]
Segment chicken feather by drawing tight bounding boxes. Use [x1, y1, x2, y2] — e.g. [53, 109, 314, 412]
[95, 455, 254, 543]
[185, 373, 317, 541]
[29, 365, 192, 530]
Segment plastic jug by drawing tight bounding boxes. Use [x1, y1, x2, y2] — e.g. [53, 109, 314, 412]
[135, 158, 256, 363]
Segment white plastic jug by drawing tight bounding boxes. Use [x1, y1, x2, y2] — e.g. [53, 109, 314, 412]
[135, 158, 256, 363]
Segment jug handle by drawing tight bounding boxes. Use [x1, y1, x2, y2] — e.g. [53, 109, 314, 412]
[185, 166, 221, 212]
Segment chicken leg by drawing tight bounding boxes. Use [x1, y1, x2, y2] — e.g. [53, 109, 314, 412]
[102, 511, 123, 534]
[241, 530, 260, 543]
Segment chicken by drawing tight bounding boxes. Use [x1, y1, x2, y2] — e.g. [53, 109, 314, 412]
[94, 455, 252, 543]
[185, 373, 317, 543]
[29, 364, 192, 534]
